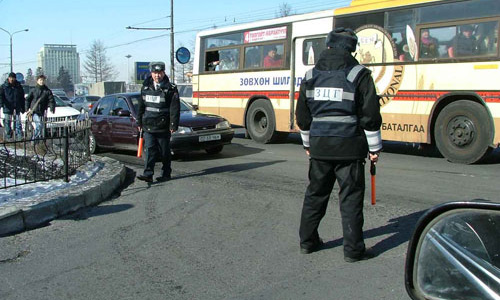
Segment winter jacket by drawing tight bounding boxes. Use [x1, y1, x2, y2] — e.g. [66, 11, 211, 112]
[295, 47, 382, 160]
[137, 75, 180, 133]
[0, 80, 26, 114]
[26, 84, 56, 115]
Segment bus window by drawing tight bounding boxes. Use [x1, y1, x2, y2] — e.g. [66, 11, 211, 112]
[205, 50, 220, 71]
[218, 48, 240, 71]
[204, 32, 244, 48]
[303, 38, 326, 65]
[244, 46, 262, 69]
[262, 44, 284, 68]
[438, 21, 499, 58]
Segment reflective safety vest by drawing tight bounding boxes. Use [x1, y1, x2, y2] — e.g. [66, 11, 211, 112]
[141, 84, 173, 132]
[304, 64, 368, 137]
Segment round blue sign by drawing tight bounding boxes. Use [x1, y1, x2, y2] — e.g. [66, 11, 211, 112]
[176, 47, 191, 64]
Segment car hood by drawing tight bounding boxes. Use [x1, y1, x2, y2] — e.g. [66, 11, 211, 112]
[179, 110, 225, 128]
[47, 106, 80, 118]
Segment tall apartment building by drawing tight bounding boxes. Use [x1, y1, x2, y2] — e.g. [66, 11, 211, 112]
[37, 44, 81, 84]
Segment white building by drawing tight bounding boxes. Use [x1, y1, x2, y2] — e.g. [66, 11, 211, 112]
[38, 44, 81, 84]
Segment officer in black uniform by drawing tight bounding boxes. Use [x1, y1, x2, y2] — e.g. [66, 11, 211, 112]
[295, 28, 382, 262]
[136, 62, 180, 183]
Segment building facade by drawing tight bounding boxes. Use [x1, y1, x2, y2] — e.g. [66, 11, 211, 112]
[37, 44, 81, 84]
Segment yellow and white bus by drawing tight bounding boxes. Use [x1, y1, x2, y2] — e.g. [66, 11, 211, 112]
[192, 0, 500, 164]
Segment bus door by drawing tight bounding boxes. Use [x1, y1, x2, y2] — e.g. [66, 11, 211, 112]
[291, 35, 328, 129]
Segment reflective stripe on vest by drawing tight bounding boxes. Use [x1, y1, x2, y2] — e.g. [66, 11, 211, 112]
[146, 107, 169, 112]
[305, 89, 355, 101]
[303, 65, 367, 138]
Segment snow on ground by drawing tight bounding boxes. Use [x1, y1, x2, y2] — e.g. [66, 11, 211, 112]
[0, 161, 103, 207]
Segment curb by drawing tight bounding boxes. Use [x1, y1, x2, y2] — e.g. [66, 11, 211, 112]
[0, 156, 126, 236]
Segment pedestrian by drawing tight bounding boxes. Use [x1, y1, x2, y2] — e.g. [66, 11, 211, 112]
[0, 72, 25, 141]
[136, 62, 180, 183]
[295, 28, 382, 262]
[25, 74, 55, 141]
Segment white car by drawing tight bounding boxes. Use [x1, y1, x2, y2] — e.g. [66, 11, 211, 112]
[1, 95, 80, 129]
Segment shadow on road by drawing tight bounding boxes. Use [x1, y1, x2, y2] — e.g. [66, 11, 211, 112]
[154, 159, 287, 183]
[321, 210, 426, 256]
[61, 203, 134, 221]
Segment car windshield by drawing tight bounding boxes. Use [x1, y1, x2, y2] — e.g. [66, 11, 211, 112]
[54, 96, 68, 107]
[87, 96, 100, 102]
[178, 85, 193, 98]
[180, 101, 192, 111]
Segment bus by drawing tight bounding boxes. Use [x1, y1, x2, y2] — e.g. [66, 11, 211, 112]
[192, 0, 500, 164]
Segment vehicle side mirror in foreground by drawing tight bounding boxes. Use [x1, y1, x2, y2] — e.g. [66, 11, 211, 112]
[405, 201, 500, 300]
[117, 109, 131, 117]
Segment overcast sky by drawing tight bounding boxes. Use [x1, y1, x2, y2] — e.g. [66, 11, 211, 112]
[0, 0, 349, 83]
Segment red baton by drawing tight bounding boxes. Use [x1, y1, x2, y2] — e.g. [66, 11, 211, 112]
[137, 129, 144, 158]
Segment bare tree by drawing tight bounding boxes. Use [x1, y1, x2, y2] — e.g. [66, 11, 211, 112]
[84, 40, 117, 83]
[277, 2, 292, 17]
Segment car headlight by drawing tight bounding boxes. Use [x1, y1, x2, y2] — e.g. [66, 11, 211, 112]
[216, 121, 230, 129]
[176, 126, 192, 134]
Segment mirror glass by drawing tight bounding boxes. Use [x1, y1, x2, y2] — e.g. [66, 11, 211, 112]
[415, 209, 500, 299]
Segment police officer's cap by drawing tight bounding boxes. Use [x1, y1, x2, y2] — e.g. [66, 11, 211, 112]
[326, 27, 358, 52]
[150, 61, 166, 72]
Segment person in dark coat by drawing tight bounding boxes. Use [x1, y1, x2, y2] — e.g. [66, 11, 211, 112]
[295, 28, 382, 262]
[25, 74, 55, 140]
[136, 62, 180, 183]
[0, 72, 25, 140]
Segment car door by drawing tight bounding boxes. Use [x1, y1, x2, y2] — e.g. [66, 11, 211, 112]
[91, 96, 114, 147]
[109, 96, 138, 151]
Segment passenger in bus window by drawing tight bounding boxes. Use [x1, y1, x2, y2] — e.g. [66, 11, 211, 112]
[448, 25, 478, 58]
[245, 48, 261, 68]
[419, 29, 439, 59]
[263, 46, 283, 67]
[218, 50, 238, 71]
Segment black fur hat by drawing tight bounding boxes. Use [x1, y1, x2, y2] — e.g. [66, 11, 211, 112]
[326, 27, 358, 52]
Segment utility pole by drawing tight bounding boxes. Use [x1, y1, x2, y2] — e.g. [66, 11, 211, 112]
[170, 0, 175, 82]
[126, 1, 175, 82]
[125, 54, 132, 83]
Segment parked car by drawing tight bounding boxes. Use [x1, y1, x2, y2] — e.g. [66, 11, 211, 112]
[176, 83, 192, 104]
[88, 92, 234, 155]
[51, 89, 72, 105]
[405, 200, 500, 300]
[71, 95, 101, 113]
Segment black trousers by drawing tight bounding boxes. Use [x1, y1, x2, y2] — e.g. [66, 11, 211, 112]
[143, 131, 172, 177]
[299, 158, 366, 258]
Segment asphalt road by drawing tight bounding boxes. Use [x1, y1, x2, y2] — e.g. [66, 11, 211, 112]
[1, 131, 499, 299]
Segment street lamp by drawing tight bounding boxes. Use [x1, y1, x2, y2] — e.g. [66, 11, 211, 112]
[125, 54, 132, 84]
[0, 27, 29, 73]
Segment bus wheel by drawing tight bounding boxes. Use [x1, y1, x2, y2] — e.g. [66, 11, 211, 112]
[246, 99, 278, 143]
[434, 100, 492, 164]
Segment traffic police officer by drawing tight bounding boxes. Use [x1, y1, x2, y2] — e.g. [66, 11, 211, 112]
[136, 62, 180, 183]
[296, 28, 382, 262]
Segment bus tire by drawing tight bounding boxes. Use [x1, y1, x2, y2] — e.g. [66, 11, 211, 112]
[246, 99, 278, 143]
[434, 100, 492, 164]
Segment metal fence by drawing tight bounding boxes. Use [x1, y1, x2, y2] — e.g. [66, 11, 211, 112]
[0, 118, 92, 189]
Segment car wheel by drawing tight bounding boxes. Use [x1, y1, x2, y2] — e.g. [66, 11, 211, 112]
[89, 132, 98, 154]
[246, 99, 280, 144]
[434, 100, 492, 164]
[205, 145, 223, 154]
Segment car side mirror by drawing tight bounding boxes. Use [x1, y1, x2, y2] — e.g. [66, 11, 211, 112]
[117, 109, 131, 117]
[405, 201, 500, 300]
[192, 104, 199, 111]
